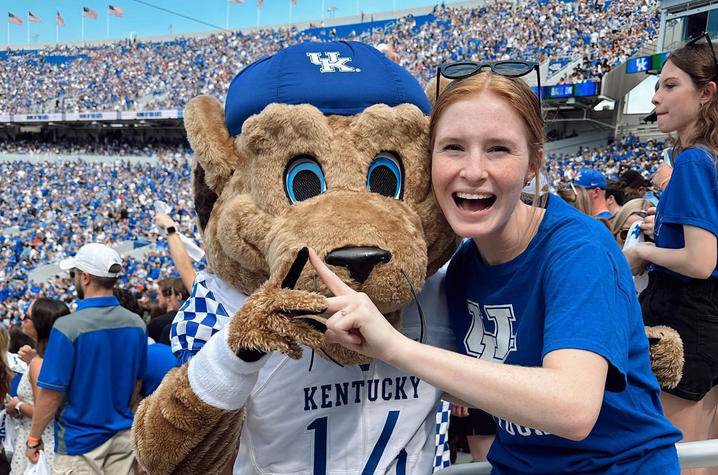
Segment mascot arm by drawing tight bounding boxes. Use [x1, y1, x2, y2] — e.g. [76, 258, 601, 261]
[133, 249, 328, 473]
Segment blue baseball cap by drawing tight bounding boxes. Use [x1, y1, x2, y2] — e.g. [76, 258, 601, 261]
[224, 40, 432, 136]
[576, 169, 606, 189]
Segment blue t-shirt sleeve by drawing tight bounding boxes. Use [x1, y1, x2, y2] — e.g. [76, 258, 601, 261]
[660, 149, 718, 237]
[542, 243, 629, 392]
[37, 328, 75, 392]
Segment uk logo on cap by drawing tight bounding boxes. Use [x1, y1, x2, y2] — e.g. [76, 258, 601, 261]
[224, 41, 432, 137]
[306, 52, 360, 73]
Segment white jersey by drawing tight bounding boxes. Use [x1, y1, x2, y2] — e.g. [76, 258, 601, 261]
[187, 270, 456, 475]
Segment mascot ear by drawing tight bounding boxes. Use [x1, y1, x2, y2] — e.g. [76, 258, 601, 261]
[184, 95, 239, 196]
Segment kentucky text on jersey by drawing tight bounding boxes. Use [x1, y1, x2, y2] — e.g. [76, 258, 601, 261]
[303, 376, 422, 411]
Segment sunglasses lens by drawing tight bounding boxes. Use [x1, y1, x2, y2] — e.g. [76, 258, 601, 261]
[442, 63, 480, 79]
[493, 61, 533, 76]
[620, 230, 629, 241]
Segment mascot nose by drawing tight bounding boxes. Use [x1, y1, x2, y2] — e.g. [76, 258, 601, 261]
[325, 246, 392, 284]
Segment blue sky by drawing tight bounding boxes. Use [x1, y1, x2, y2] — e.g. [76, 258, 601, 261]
[4, 0, 438, 45]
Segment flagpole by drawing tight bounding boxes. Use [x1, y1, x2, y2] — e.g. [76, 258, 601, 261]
[82, 14, 85, 42]
[289, 1, 292, 24]
[226, 0, 229, 30]
[257, 5, 260, 27]
[321, 0, 325, 21]
[27, 13, 30, 43]
[107, 3, 110, 38]
[56, 22, 59, 43]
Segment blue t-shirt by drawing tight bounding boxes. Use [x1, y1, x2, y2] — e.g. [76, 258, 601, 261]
[652, 146, 718, 280]
[141, 343, 177, 397]
[37, 296, 147, 455]
[446, 196, 681, 474]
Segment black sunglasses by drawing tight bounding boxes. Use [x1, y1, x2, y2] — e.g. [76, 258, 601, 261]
[69, 269, 75, 279]
[435, 61, 541, 103]
[685, 32, 718, 76]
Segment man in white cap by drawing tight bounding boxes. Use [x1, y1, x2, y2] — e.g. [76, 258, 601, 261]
[25, 243, 147, 474]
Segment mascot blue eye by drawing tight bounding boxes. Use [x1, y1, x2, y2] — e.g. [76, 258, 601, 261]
[367, 153, 403, 200]
[284, 157, 326, 204]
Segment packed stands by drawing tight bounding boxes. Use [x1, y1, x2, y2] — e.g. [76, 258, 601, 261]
[0, 0, 660, 114]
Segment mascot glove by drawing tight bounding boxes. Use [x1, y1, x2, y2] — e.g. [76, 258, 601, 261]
[188, 325, 269, 411]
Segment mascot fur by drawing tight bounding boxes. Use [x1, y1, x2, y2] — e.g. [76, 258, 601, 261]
[132, 40, 683, 474]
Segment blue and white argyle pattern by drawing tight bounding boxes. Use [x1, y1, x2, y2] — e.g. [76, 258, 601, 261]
[433, 400, 451, 472]
[170, 278, 230, 357]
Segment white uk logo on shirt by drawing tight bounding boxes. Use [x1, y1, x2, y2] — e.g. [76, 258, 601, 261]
[306, 52, 360, 73]
[464, 301, 517, 362]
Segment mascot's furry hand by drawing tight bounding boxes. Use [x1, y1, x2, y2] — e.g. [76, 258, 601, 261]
[228, 247, 328, 360]
[645, 325, 684, 390]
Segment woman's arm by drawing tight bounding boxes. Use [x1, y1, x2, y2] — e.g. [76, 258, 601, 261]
[625, 225, 717, 279]
[309, 250, 607, 441]
[24, 357, 44, 419]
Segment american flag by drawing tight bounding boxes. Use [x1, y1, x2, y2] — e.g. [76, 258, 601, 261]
[8, 12, 23, 25]
[258, 0, 264, 7]
[291, 0, 297, 3]
[108, 5, 124, 17]
[28, 11, 41, 23]
[57, 11, 66, 27]
[82, 6, 98, 19]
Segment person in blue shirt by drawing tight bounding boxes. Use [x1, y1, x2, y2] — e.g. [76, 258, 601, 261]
[312, 67, 681, 473]
[24, 243, 146, 474]
[624, 36, 718, 451]
[576, 168, 612, 218]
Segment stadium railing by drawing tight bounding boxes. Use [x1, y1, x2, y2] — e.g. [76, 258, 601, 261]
[434, 439, 718, 473]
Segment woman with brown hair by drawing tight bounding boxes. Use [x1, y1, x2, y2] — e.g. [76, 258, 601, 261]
[6, 297, 69, 474]
[624, 35, 718, 463]
[311, 64, 681, 472]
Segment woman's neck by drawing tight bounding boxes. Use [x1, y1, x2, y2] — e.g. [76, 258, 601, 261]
[472, 203, 545, 266]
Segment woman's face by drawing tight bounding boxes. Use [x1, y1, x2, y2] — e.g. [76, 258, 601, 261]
[615, 213, 644, 248]
[431, 91, 531, 241]
[652, 60, 702, 139]
[22, 300, 38, 342]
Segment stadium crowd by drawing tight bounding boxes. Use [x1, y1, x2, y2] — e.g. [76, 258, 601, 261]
[0, 142, 204, 328]
[0, 0, 659, 114]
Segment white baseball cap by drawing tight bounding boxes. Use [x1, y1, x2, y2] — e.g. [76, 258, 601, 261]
[59, 243, 123, 278]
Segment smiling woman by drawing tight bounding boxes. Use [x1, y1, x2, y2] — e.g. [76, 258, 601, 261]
[317, 69, 683, 473]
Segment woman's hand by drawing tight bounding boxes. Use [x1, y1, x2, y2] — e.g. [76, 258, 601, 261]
[651, 163, 672, 190]
[639, 207, 656, 240]
[6, 396, 21, 418]
[307, 248, 407, 363]
[623, 242, 654, 275]
[18, 345, 37, 364]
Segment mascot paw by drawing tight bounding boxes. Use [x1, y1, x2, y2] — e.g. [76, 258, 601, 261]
[228, 247, 328, 360]
[645, 325, 684, 390]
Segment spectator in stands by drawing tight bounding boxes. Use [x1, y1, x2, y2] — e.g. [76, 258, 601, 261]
[315, 69, 681, 473]
[576, 168, 611, 218]
[611, 198, 653, 248]
[605, 179, 626, 216]
[7, 297, 69, 475]
[624, 38, 718, 459]
[147, 277, 186, 344]
[25, 243, 146, 473]
[618, 168, 649, 201]
[557, 183, 592, 215]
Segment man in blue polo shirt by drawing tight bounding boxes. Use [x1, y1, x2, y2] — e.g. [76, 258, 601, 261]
[576, 168, 612, 218]
[25, 243, 146, 474]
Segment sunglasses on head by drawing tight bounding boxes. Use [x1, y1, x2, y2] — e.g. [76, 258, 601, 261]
[684, 32, 718, 76]
[435, 60, 541, 103]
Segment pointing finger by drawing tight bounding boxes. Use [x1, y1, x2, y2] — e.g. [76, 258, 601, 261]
[308, 248, 354, 296]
